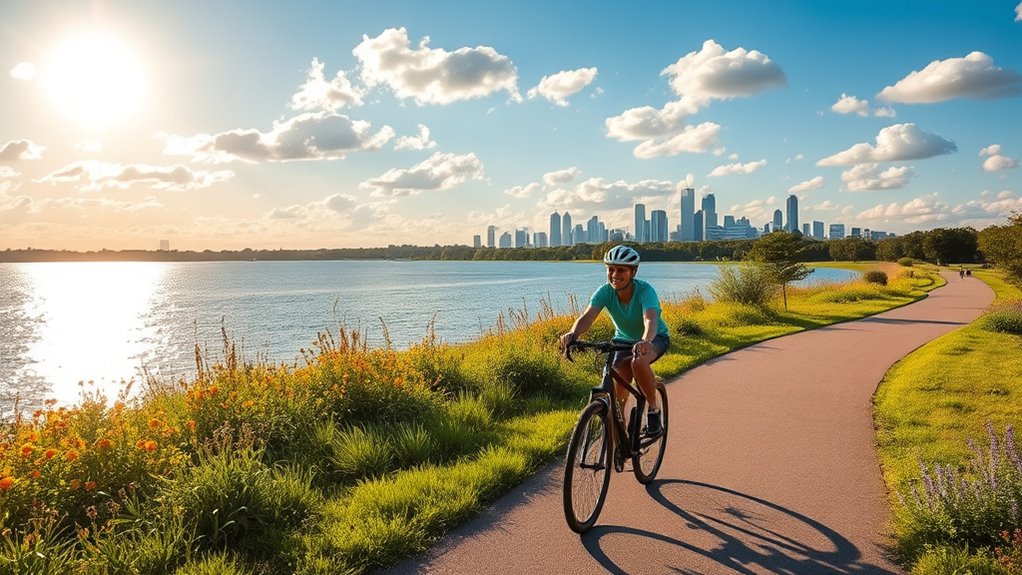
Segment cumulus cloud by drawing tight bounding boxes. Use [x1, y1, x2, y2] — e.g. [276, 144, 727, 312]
[267, 192, 359, 220]
[979, 144, 1019, 172]
[789, 176, 825, 194]
[1017, 1, 1022, 21]
[817, 123, 956, 166]
[161, 111, 394, 163]
[503, 183, 542, 199]
[37, 161, 234, 192]
[353, 27, 519, 105]
[0, 139, 45, 162]
[360, 152, 484, 197]
[840, 163, 914, 191]
[527, 67, 598, 106]
[1, 166, 20, 179]
[542, 167, 581, 186]
[708, 159, 766, 177]
[830, 93, 897, 118]
[9, 62, 35, 81]
[878, 52, 1022, 103]
[537, 177, 676, 212]
[394, 124, 437, 150]
[605, 39, 784, 158]
[290, 58, 365, 111]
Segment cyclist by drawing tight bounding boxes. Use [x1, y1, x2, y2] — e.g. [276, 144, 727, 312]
[559, 245, 670, 436]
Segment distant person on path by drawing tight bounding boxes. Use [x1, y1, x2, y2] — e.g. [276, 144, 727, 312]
[960, 267, 965, 279]
[966, 269, 972, 277]
[559, 245, 670, 436]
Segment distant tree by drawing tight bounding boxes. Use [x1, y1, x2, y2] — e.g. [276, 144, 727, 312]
[978, 213, 1022, 285]
[746, 232, 811, 310]
[828, 237, 876, 262]
[922, 227, 978, 264]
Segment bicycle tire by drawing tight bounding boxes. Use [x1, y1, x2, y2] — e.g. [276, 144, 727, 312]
[563, 400, 612, 533]
[633, 380, 668, 484]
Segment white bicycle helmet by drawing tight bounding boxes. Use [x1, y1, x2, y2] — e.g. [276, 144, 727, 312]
[603, 245, 640, 266]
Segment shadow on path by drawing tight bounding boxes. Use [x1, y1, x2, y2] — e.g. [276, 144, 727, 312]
[581, 480, 900, 575]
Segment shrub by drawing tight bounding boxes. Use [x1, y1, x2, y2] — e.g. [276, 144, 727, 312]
[174, 551, 254, 575]
[864, 270, 889, 285]
[324, 424, 394, 481]
[675, 317, 704, 336]
[982, 307, 1022, 335]
[896, 423, 1022, 561]
[910, 545, 1003, 575]
[899, 257, 915, 267]
[708, 263, 778, 307]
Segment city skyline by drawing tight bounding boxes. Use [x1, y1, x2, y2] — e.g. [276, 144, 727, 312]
[1, 1, 1020, 251]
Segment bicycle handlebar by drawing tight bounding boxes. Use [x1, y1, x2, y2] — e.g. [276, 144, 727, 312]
[562, 339, 634, 362]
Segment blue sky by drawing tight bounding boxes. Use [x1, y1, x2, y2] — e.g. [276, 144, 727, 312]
[1, 0, 1020, 250]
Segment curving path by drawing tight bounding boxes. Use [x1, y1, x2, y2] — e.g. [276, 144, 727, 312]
[381, 272, 994, 575]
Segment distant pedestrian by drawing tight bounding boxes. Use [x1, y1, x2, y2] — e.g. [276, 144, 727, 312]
[966, 269, 972, 277]
[959, 268, 965, 279]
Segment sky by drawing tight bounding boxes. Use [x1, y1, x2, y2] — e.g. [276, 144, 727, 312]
[1, 0, 1021, 251]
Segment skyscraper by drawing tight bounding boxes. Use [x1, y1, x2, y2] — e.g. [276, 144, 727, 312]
[680, 188, 695, 241]
[574, 224, 584, 244]
[587, 216, 599, 244]
[634, 204, 646, 243]
[772, 209, 783, 232]
[473, 235, 481, 248]
[786, 194, 799, 233]
[549, 212, 562, 247]
[829, 223, 845, 239]
[693, 210, 704, 241]
[562, 212, 572, 246]
[487, 225, 496, 248]
[650, 209, 668, 242]
[812, 221, 824, 240]
[701, 192, 717, 230]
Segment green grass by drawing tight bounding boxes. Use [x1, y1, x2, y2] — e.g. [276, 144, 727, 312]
[0, 263, 947, 574]
[874, 267, 1022, 572]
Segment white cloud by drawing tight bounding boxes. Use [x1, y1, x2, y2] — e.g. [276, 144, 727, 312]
[290, 58, 365, 111]
[394, 124, 437, 150]
[831, 93, 870, 117]
[605, 39, 784, 158]
[503, 182, 542, 199]
[353, 27, 519, 105]
[979, 144, 1019, 172]
[853, 191, 1022, 230]
[1, 166, 20, 179]
[789, 176, 825, 194]
[0, 139, 45, 162]
[542, 167, 581, 186]
[527, 67, 598, 106]
[37, 161, 234, 192]
[267, 193, 359, 220]
[874, 106, 896, 118]
[161, 111, 394, 163]
[840, 163, 914, 191]
[708, 159, 766, 177]
[74, 140, 103, 153]
[361, 152, 485, 197]
[537, 177, 676, 212]
[878, 52, 1022, 103]
[1017, 1, 1022, 21]
[817, 123, 956, 166]
[9, 62, 35, 81]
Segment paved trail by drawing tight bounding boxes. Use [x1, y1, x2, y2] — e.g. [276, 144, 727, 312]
[382, 272, 994, 575]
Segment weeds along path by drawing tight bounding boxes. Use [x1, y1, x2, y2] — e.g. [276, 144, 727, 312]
[380, 272, 994, 575]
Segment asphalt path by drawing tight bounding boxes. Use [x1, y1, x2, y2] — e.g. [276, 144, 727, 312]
[381, 272, 994, 575]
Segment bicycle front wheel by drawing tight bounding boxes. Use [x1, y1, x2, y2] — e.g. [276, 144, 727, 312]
[633, 380, 668, 484]
[563, 400, 612, 533]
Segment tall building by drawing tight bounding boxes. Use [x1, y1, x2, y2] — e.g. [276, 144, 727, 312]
[829, 223, 845, 239]
[680, 188, 695, 241]
[802, 223, 810, 236]
[650, 209, 668, 242]
[587, 216, 599, 244]
[514, 228, 528, 248]
[159, 239, 170, 251]
[549, 212, 561, 247]
[498, 231, 512, 248]
[473, 235, 481, 248]
[786, 194, 799, 233]
[693, 210, 704, 242]
[772, 209, 783, 232]
[850, 227, 862, 238]
[562, 212, 573, 246]
[574, 224, 584, 244]
[703, 193, 719, 229]
[634, 204, 646, 243]
[487, 225, 496, 248]
[812, 221, 824, 240]
[533, 231, 548, 247]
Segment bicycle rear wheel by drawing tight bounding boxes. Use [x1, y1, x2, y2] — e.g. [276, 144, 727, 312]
[633, 380, 668, 484]
[563, 400, 612, 533]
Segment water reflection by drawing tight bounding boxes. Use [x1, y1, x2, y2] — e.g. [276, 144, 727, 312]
[6, 262, 166, 409]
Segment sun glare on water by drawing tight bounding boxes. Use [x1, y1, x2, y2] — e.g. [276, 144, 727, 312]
[42, 29, 147, 131]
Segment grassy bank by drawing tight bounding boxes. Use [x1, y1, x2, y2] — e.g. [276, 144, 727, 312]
[874, 268, 1022, 574]
[0, 263, 940, 574]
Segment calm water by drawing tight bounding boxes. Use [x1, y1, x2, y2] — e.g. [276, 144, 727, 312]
[0, 260, 855, 411]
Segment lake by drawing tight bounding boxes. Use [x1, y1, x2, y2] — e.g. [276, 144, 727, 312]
[0, 260, 856, 412]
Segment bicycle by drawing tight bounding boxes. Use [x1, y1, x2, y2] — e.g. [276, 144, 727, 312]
[560, 339, 669, 533]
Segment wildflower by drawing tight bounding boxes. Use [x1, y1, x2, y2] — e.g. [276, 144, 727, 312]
[70, 479, 80, 490]
[65, 449, 79, 461]
[186, 420, 197, 432]
[0, 476, 14, 491]
[148, 418, 163, 430]
[29, 469, 40, 479]
[96, 438, 113, 450]
[85, 505, 97, 520]
[44, 448, 58, 460]
[145, 440, 157, 452]
[20, 444, 34, 458]
[85, 481, 96, 491]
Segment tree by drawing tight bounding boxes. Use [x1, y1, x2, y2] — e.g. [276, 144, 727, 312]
[922, 227, 978, 264]
[746, 232, 812, 310]
[978, 213, 1022, 285]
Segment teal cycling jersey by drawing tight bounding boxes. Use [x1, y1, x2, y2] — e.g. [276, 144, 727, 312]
[589, 278, 669, 342]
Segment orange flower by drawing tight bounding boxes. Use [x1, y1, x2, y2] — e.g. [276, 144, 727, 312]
[186, 420, 197, 432]
[143, 440, 157, 453]
[85, 481, 96, 491]
[29, 470, 40, 479]
[65, 449, 79, 461]
[0, 476, 14, 491]
[44, 448, 58, 460]
[95, 438, 113, 450]
[20, 444, 34, 458]
[148, 418, 163, 430]
[69, 479, 80, 490]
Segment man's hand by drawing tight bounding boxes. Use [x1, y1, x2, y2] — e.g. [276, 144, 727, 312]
[632, 339, 653, 357]
[559, 332, 576, 353]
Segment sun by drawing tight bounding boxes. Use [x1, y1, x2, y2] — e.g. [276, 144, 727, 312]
[42, 30, 147, 131]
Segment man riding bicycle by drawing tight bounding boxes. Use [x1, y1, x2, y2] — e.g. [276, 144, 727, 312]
[559, 245, 670, 436]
